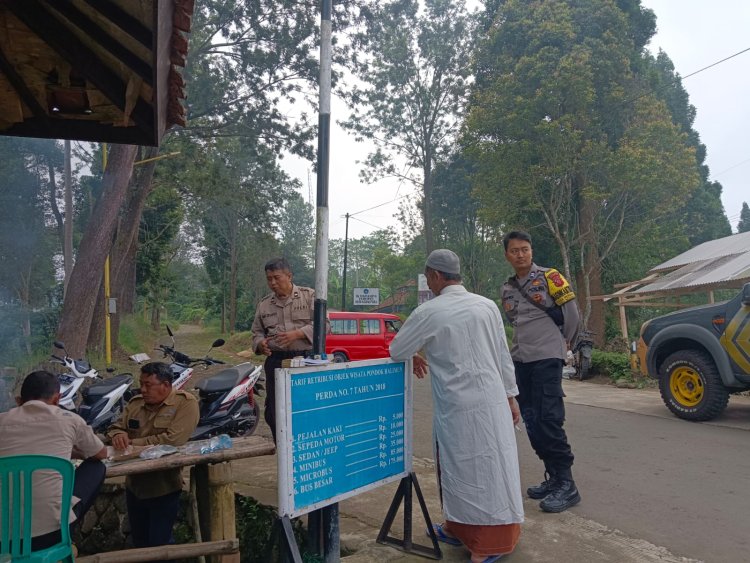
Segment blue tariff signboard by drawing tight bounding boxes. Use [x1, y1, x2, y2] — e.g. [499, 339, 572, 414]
[276, 358, 412, 517]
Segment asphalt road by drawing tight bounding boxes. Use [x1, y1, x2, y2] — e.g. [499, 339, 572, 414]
[410, 376, 750, 563]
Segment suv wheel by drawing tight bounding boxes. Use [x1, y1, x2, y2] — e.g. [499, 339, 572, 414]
[659, 350, 729, 421]
[333, 352, 348, 363]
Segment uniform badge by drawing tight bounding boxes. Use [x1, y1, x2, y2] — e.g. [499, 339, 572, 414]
[532, 293, 544, 303]
[548, 271, 565, 287]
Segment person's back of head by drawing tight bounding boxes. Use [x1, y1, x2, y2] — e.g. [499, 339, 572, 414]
[20, 370, 60, 405]
[425, 249, 462, 282]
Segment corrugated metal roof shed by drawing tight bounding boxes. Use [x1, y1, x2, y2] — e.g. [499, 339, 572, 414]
[638, 251, 750, 294]
[652, 231, 750, 272]
[599, 231, 750, 340]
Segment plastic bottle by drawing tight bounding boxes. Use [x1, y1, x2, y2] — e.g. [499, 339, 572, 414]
[208, 434, 233, 452]
[184, 441, 204, 455]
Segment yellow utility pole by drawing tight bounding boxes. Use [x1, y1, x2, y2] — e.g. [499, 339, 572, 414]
[102, 149, 181, 365]
[103, 143, 112, 366]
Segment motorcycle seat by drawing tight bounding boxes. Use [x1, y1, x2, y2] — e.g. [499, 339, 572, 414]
[195, 364, 257, 393]
[82, 374, 133, 399]
[74, 359, 92, 373]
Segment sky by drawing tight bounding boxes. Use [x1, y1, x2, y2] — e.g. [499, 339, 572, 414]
[284, 0, 750, 241]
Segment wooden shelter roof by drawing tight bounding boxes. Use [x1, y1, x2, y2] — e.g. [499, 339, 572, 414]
[593, 231, 750, 339]
[0, 0, 193, 146]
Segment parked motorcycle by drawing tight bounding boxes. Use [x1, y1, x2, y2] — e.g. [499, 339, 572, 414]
[51, 341, 133, 432]
[156, 325, 225, 391]
[152, 327, 263, 439]
[572, 329, 595, 381]
[190, 360, 263, 440]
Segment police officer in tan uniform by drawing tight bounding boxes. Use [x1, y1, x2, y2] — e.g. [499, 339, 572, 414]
[501, 230, 581, 513]
[251, 257, 315, 443]
[108, 362, 199, 553]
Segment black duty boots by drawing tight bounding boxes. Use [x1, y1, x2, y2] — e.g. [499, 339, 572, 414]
[539, 479, 581, 513]
[528, 470, 581, 513]
[526, 473, 557, 500]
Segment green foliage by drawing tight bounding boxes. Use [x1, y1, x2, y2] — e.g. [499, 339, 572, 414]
[0, 137, 62, 366]
[278, 194, 316, 287]
[647, 51, 732, 245]
[591, 349, 632, 382]
[117, 315, 158, 356]
[431, 153, 511, 295]
[463, 0, 720, 341]
[235, 496, 317, 563]
[738, 202, 750, 233]
[342, 0, 475, 251]
[137, 181, 185, 328]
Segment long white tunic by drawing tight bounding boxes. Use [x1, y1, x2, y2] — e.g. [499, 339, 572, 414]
[390, 284, 524, 525]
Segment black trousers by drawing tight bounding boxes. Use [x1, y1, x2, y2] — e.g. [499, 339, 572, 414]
[263, 351, 310, 444]
[30, 458, 106, 550]
[263, 354, 283, 444]
[125, 489, 181, 553]
[515, 358, 575, 480]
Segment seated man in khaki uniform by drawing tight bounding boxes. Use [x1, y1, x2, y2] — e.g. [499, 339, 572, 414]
[108, 362, 199, 553]
[0, 370, 107, 551]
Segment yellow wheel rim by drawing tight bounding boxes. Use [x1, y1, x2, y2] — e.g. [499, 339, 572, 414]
[669, 366, 704, 407]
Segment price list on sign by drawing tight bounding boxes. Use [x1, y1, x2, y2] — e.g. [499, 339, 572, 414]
[277, 359, 412, 517]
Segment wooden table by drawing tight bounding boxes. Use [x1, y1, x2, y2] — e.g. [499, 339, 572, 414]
[77, 436, 276, 563]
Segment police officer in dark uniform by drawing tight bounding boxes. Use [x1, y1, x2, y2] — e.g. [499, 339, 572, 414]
[501, 231, 581, 513]
[251, 257, 315, 443]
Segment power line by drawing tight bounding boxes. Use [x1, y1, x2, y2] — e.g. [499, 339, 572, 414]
[350, 215, 382, 230]
[681, 47, 750, 81]
[349, 190, 415, 217]
[712, 156, 750, 178]
[623, 45, 750, 108]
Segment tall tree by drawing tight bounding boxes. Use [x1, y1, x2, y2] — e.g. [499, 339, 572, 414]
[55, 0, 350, 346]
[278, 193, 315, 286]
[737, 202, 750, 233]
[465, 0, 700, 341]
[342, 0, 475, 253]
[189, 138, 297, 333]
[56, 144, 137, 356]
[647, 51, 731, 245]
[431, 153, 509, 295]
[63, 140, 74, 295]
[0, 138, 56, 356]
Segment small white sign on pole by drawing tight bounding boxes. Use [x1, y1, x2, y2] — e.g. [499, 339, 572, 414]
[353, 287, 380, 306]
[417, 274, 434, 305]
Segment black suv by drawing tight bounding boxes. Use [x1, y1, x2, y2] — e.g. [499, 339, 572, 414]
[637, 282, 750, 421]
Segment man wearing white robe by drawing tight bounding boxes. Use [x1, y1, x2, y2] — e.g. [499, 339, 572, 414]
[390, 249, 523, 563]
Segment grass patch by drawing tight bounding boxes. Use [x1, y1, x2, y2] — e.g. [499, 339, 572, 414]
[591, 350, 632, 382]
[235, 496, 322, 563]
[118, 315, 157, 356]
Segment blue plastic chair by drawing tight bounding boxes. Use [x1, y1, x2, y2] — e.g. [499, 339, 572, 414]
[0, 454, 75, 562]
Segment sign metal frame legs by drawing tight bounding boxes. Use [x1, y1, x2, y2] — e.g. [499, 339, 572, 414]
[376, 472, 442, 560]
[269, 516, 303, 563]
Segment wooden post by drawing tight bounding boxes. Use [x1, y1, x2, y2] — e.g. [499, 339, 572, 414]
[708, 290, 715, 304]
[618, 297, 628, 341]
[207, 462, 239, 563]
